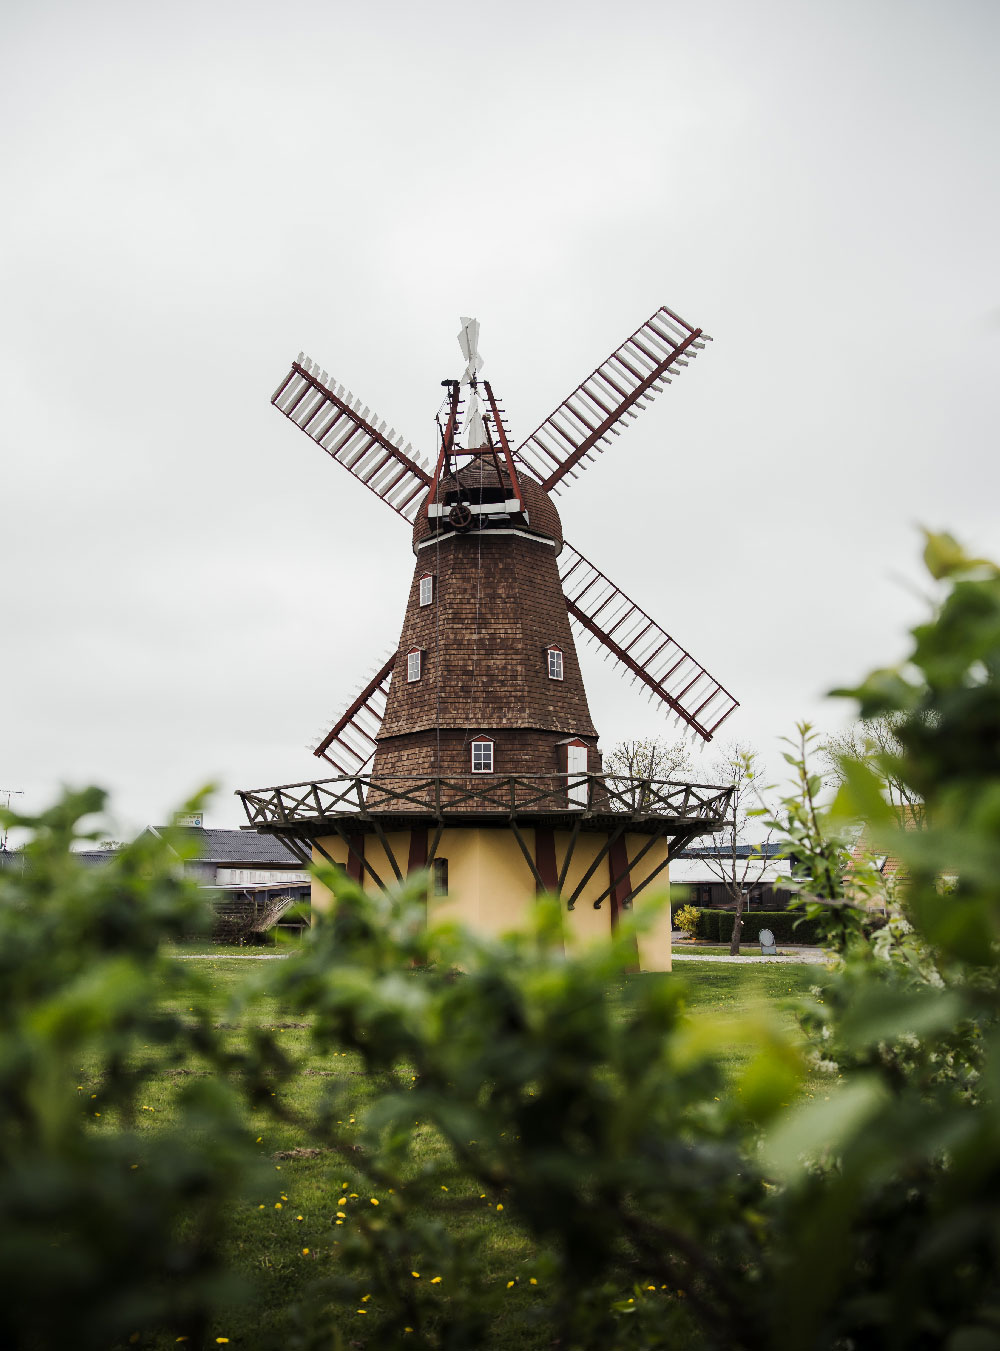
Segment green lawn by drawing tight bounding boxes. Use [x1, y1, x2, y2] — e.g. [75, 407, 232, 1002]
[89, 957, 828, 1349]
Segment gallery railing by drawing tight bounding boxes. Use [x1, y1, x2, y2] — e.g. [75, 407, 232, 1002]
[237, 773, 734, 830]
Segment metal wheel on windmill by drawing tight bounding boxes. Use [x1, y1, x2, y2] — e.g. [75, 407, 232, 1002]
[242, 305, 739, 961]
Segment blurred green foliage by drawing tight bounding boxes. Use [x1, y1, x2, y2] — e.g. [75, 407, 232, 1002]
[0, 791, 267, 1350]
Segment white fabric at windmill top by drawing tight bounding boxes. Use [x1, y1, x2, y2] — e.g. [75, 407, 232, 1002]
[458, 315, 487, 449]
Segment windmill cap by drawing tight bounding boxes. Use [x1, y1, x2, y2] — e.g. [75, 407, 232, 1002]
[412, 464, 562, 553]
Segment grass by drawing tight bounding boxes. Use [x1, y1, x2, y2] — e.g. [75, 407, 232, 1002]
[90, 956, 828, 1349]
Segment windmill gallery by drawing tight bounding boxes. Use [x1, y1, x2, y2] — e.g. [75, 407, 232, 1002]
[238, 308, 738, 971]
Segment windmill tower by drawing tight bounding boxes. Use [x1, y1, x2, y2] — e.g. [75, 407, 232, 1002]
[240, 306, 738, 971]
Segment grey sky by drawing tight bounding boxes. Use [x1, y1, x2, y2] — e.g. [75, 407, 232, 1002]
[2, 0, 997, 836]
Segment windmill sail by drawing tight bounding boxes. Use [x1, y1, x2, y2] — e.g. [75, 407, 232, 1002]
[314, 653, 397, 774]
[515, 306, 709, 492]
[272, 357, 432, 520]
[558, 542, 738, 741]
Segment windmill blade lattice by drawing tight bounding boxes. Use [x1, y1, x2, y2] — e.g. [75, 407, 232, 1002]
[559, 541, 738, 741]
[515, 306, 710, 493]
[313, 652, 397, 774]
[273, 356, 432, 521]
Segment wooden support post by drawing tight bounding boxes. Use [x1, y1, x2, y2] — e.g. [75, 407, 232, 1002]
[608, 834, 639, 973]
[534, 827, 557, 894]
[345, 831, 364, 883]
[407, 827, 428, 874]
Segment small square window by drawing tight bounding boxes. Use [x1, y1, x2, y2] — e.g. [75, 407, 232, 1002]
[547, 647, 564, 680]
[419, 575, 434, 607]
[471, 739, 494, 773]
[407, 650, 422, 682]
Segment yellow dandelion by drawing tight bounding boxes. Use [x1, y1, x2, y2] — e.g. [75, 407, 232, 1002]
[302, 1248, 310, 1255]
[275, 1203, 282, 1210]
[216, 1340, 230, 1346]
[349, 1192, 359, 1198]
[356, 1309, 367, 1315]
[258, 1205, 265, 1211]
[647, 1284, 656, 1291]
[337, 1211, 346, 1219]
[405, 1328, 413, 1334]
[440, 1185, 448, 1192]
[529, 1278, 537, 1286]
[411, 1271, 421, 1279]
[296, 1215, 303, 1221]
[496, 1203, 504, 1211]
[256, 1137, 262, 1143]
[430, 1276, 442, 1285]
[336, 1220, 343, 1226]
[361, 1294, 371, 1302]
[506, 1280, 515, 1289]
[370, 1198, 379, 1206]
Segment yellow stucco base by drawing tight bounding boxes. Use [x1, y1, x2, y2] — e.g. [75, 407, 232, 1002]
[309, 824, 673, 972]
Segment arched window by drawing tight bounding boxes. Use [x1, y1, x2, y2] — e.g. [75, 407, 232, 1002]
[471, 736, 494, 773]
[546, 646, 564, 680]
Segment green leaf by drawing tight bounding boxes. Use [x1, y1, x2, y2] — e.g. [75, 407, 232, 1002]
[760, 1077, 888, 1179]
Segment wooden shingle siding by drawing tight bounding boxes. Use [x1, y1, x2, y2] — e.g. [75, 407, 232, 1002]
[373, 468, 602, 781]
[378, 542, 597, 739]
[372, 727, 604, 780]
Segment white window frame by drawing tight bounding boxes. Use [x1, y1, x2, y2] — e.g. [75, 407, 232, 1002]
[419, 574, 434, 607]
[547, 646, 564, 680]
[407, 649, 422, 682]
[471, 737, 494, 773]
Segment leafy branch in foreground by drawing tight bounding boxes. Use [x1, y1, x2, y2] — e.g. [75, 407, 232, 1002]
[755, 532, 1000, 1351]
[0, 789, 267, 1351]
[242, 884, 798, 1351]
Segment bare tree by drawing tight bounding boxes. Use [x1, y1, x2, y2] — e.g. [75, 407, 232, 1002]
[700, 745, 776, 955]
[603, 737, 694, 811]
[823, 714, 925, 829]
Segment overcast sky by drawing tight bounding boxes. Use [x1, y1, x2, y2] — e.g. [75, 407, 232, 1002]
[2, 0, 997, 838]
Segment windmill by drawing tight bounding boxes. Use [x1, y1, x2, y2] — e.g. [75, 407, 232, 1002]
[239, 305, 738, 971]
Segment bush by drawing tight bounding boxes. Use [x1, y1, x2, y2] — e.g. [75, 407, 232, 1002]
[689, 908, 822, 944]
[0, 790, 263, 1350]
[673, 902, 702, 937]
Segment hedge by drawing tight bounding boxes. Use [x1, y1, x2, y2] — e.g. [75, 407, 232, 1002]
[691, 908, 822, 945]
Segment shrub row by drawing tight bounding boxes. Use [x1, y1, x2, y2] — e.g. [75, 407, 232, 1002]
[691, 908, 822, 945]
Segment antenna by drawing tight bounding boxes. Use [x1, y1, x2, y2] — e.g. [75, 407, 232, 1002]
[0, 788, 24, 851]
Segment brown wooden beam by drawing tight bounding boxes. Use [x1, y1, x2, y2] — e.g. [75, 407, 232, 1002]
[407, 827, 428, 874]
[534, 826, 557, 894]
